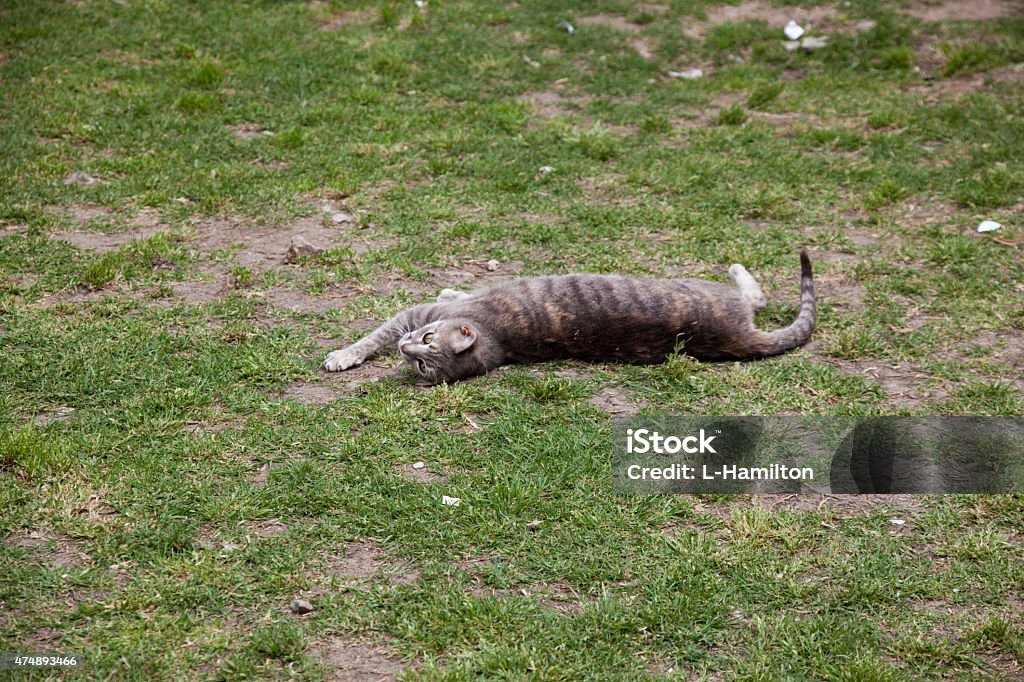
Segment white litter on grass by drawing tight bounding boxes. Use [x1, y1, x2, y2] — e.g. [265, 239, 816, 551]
[978, 220, 1002, 233]
[414, 0, 427, 7]
[784, 20, 805, 40]
[412, 461, 425, 470]
[557, 21, 575, 34]
[538, 165, 554, 175]
[442, 495, 461, 507]
[890, 519, 906, 526]
[800, 36, 829, 51]
[523, 55, 540, 68]
[667, 68, 704, 80]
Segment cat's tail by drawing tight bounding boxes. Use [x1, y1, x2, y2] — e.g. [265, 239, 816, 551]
[748, 249, 816, 356]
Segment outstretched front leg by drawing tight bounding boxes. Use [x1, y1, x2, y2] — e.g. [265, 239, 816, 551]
[323, 304, 433, 371]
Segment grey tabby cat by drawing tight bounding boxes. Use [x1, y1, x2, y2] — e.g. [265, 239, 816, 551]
[323, 251, 816, 385]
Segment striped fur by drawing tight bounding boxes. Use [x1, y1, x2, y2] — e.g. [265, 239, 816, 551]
[323, 251, 816, 384]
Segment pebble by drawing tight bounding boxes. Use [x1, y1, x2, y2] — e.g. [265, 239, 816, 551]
[63, 171, 96, 186]
[284, 235, 324, 263]
[290, 598, 314, 614]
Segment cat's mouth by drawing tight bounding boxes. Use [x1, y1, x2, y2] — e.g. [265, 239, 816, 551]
[398, 347, 429, 377]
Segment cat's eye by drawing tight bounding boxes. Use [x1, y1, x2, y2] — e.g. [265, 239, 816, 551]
[422, 333, 434, 344]
[416, 359, 426, 374]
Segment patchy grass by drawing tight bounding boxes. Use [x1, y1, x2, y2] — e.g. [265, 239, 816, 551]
[1, 0, 1023, 680]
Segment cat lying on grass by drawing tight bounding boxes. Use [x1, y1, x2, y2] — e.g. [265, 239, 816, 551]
[323, 251, 816, 385]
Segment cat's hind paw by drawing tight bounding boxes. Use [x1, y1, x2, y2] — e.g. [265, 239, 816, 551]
[323, 348, 364, 372]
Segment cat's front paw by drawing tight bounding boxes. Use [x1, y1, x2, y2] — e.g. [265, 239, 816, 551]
[323, 348, 364, 372]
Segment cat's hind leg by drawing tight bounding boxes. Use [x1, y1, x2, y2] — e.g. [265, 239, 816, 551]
[437, 288, 471, 303]
[728, 264, 767, 311]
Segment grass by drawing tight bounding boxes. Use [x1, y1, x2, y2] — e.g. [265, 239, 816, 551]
[1, 0, 1023, 679]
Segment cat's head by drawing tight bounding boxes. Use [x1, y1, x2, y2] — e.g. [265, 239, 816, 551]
[398, 318, 488, 385]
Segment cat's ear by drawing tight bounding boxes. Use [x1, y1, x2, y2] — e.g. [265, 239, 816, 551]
[451, 325, 477, 353]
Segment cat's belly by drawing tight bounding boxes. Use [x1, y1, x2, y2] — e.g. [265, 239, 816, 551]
[504, 324, 744, 364]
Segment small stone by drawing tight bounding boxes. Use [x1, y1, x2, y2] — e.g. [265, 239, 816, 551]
[290, 598, 314, 614]
[667, 68, 703, 80]
[526, 519, 542, 531]
[977, 220, 1001, 233]
[890, 519, 906, 526]
[523, 55, 540, 69]
[538, 165, 554, 175]
[284, 235, 324, 263]
[855, 19, 877, 32]
[784, 20, 804, 40]
[63, 171, 96, 186]
[221, 542, 240, 553]
[486, 259, 500, 272]
[556, 21, 575, 34]
[331, 211, 354, 224]
[801, 36, 829, 52]
[412, 461, 426, 470]
[783, 40, 800, 52]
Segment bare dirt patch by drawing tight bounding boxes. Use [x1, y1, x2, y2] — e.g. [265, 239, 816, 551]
[50, 204, 112, 225]
[830, 358, 947, 406]
[167, 279, 224, 305]
[629, 37, 657, 60]
[320, 540, 420, 586]
[6, 529, 91, 569]
[244, 520, 290, 539]
[279, 382, 344, 405]
[588, 386, 644, 416]
[397, 462, 444, 484]
[577, 13, 644, 32]
[33, 405, 76, 425]
[306, 638, 405, 682]
[692, 494, 928, 521]
[683, 1, 837, 39]
[190, 215, 352, 273]
[320, 357, 402, 391]
[50, 207, 172, 251]
[518, 91, 593, 120]
[901, 0, 1020, 22]
[310, 1, 377, 31]
[52, 225, 168, 252]
[252, 157, 294, 171]
[262, 286, 357, 314]
[325, 541, 387, 580]
[184, 418, 236, 436]
[226, 123, 273, 139]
